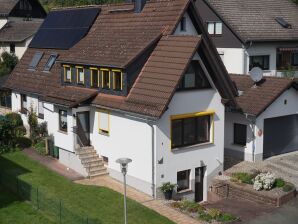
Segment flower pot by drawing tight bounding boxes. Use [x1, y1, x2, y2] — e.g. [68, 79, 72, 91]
[164, 190, 173, 200]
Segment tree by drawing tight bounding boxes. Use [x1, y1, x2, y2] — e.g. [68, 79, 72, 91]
[0, 52, 18, 77]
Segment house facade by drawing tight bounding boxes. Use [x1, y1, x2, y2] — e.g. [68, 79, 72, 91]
[225, 74, 298, 162]
[0, 0, 46, 59]
[196, 0, 298, 77]
[5, 0, 238, 202]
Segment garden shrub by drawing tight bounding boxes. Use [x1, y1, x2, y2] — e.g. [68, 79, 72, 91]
[275, 178, 285, 188]
[231, 172, 253, 184]
[283, 184, 294, 192]
[37, 121, 48, 137]
[197, 212, 213, 223]
[34, 139, 47, 155]
[253, 172, 275, 191]
[16, 137, 32, 149]
[216, 213, 239, 223]
[28, 107, 38, 142]
[207, 208, 221, 219]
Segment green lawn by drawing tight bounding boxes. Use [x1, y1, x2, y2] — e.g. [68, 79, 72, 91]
[0, 151, 174, 224]
[0, 186, 53, 224]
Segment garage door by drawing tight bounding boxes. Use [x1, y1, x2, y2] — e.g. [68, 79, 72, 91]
[264, 115, 298, 159]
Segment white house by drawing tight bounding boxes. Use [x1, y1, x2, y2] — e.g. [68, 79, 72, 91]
[0, 0, 46, 59]
[196, 0, 298, 77]
[5, 0, 239, 202]
[225, 74, 298, 162]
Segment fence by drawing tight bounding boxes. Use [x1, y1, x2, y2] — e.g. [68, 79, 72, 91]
[0, 171, 100, 224]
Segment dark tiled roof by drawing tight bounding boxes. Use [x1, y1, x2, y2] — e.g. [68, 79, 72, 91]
[0, 19, 43, 42]
[0, 74, 9, 90]
[230, 74, 294, 116]
[62, 0, 189, 68]
[0, 0, 18, 15]
[205, 0, 298, 42]
[92, 35, 201, 117]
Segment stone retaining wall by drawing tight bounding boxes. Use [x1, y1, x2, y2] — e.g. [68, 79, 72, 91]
[211, 179, 296, 207]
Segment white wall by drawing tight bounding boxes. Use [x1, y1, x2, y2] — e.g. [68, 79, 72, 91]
[0, 18, 8, 30]
[0, 37, 32, 59]
[90, 108, 154, 195]
[155, 88, 225, 201]
[174, 12, 198, 35]
[217, 48, 246, 74]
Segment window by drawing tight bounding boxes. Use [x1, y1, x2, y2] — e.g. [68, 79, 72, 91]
[249, 55, 270, 70]
[38, 101, 44, 119]
[177, 170, 190, 192]
[10, 43, 15, 54]
[292, 53, 298, 66]
[98, 110, 110, 135]
[234, 123, 247, 146]
[76, 67, 85, 84]
[113, 70, 123, 91]
[64, 65, 72, 82]
[171, 113, 212, 149]
[102, 69, 110, 89]
[90, 68, 99, 88]
[177, 61, 211, 90]
[59, 110, 68, 132]
[44, 53, 57, 71]
[29, 51, 43, 69]
[180, 17, 186, 31]
[207, 22, 222, 35]
[20, 94, 27, 114]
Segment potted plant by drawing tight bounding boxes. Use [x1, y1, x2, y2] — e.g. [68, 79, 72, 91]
[160, 182, 176, 200]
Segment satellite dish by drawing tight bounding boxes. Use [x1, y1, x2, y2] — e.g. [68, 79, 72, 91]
[249, 67, 263, 83]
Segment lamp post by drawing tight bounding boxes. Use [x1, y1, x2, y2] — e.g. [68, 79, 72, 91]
[116, 158, 132, 224]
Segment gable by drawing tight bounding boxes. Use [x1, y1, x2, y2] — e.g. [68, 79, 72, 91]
[10, 0, 47, 18]
[174, 12, 198, 35]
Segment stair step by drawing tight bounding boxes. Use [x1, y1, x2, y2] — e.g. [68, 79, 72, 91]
[89, 171, 109, 178]
[81, 157, 103, 164]
[76, 148, 96, 155]
[79, 153, 99, 160]
[88, 166, 107, 174]
[83, 160, 104, 168]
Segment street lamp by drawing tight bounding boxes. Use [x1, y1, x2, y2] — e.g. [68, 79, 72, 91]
[116, 158, 132, 224]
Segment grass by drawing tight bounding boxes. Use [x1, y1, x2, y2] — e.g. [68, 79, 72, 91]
[231, 172, 253, 185]
[0, 186, 53, 224]
[0, 151, 174, 224]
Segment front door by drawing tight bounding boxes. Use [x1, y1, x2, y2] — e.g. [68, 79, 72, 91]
[76, 111, 90, 147]
[195, 166, 206, 202]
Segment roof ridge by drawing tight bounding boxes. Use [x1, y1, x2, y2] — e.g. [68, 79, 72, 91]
[51, 2, 133, 11]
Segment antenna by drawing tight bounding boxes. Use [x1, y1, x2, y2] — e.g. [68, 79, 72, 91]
[249, 67, 263, 83]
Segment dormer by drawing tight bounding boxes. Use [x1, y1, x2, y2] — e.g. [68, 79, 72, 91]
[61, 65, 127, 96]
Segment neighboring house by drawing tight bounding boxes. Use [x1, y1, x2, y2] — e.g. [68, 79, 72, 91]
[225, 74, 298, 162]
[0, 74, 11, 114]
[4, 0, 238, 202]
[0, 0, 46, 58]
[196, 0, 298, 77]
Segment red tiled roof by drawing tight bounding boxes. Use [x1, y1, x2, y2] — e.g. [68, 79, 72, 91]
[230, 74, 294, 116]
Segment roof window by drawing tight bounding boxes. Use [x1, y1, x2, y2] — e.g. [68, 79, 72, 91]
[275, 17, 292, 29]
[28, 51, 43, 69]
[44, 53, 58, 72]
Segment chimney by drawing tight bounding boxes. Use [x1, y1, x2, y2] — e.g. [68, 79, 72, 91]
[134, 0, 147, 13]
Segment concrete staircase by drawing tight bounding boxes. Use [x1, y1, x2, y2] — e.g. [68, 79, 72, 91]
[76, 146, 108, 178]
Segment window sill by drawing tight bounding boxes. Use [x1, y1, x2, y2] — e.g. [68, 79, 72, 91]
[58, 130, 68, 135]
[177, 189, 193, 194]
[172, 142, 214, 151]
[99, 130, 109, 136]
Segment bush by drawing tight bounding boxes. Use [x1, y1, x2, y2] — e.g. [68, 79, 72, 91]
[253, 172, 275, 191]
[34, 139, 47, 155]
[198, 212, 212, 223]
[16, 137, 32, 149]
[37, 122, 48, 137]
[275, 178, 285, 188]
[283, 184, 294, 192]
[180, 200, 204, 213]
[216, 213, 239, 223]
[231, 172, 253, 184]
[207, 208, 221, 219]
[160, 182, 176, 192]
[28, 107, 38, 142]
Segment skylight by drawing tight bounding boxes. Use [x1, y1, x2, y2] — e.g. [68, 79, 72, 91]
[44, 53, 58, 72]
[275, 17, 292, 29]
[28, 51, 43, 69]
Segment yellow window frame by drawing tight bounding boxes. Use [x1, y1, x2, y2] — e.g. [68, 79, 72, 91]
[63, 65, 72, 82]
[98, 109, 110, 135]
[76, 66, 85, 84]
[112, 69, 123, 91]
[90, 67, 100, 88]
[170, 110, 215, 150]
[101, 68, 110, 89]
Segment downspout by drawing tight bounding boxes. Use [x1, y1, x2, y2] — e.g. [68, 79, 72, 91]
[243, 41, 253, 74]
[245, 113, 256, 162]
[147, 121, 156, 198]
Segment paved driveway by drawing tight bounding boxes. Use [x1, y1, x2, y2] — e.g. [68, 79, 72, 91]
[225, 151, 298, 188]
[247, 197, 298, 224]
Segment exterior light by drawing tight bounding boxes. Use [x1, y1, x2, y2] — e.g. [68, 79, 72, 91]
[116, 158, 132, 224]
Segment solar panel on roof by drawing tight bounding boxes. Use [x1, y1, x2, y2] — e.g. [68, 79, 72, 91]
[29, 8, 100, 49]
[29, 51, 43, 69]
